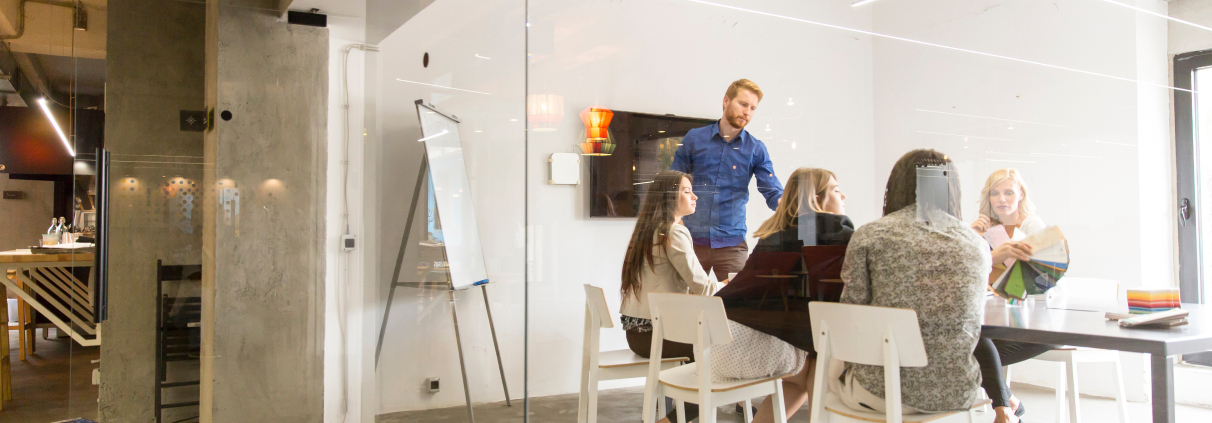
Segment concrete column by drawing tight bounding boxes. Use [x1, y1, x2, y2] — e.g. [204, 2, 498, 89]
[201, 1, 328, 421]
[101, 1, 206, 422]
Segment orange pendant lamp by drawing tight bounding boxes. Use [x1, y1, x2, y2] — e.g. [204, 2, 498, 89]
[526, 94, 564, 132]
[579, 107, 615, 156]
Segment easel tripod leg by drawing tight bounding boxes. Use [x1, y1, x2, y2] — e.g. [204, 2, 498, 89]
[451, 290, 476, 423]
[375, 157, 429, 367]
[482, 284, 511, 406]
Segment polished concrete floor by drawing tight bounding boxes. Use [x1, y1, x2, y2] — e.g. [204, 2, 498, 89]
[377, 384, 1212, 423]
[2, 329, 99, 423]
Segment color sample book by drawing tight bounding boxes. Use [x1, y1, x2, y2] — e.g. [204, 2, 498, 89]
[1127, 288, 1180, 314]
[992, 226, 1069, 300]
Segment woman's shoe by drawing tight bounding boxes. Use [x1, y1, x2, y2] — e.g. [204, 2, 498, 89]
[1014, 401, 1026, 417]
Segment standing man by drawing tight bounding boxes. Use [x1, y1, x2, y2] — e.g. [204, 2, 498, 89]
[671, 79, 783, 281]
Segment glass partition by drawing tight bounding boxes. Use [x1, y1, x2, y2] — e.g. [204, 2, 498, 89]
[366, 0, 527, 421]
[523, 0, 1188, 420]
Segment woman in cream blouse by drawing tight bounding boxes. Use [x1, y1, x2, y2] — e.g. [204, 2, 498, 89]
[618, 170, 724, 360]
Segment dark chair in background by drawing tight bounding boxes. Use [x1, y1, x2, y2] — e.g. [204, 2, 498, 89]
[155, 260, 202, 423]
[802, 245, 847, 303]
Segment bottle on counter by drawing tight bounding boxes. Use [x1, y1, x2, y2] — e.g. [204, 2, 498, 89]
[56, 217, 66, 235]
[48, 218, 58, 235]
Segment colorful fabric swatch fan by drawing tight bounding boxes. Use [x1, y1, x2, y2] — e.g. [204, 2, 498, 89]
[991, 226, 1069, 300]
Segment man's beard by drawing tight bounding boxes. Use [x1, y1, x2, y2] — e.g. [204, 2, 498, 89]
[724, 108, 748, 129]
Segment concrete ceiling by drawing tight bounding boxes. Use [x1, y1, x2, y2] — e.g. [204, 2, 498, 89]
[1, 0, 107, 108]
[1, 0, 107, 60]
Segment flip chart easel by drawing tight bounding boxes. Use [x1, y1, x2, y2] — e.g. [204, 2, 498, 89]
[374, 101, 510, 423]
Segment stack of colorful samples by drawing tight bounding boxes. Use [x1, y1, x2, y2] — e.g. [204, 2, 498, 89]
[1127, 288, 1180, 314]
[992, 226, 1069, 300]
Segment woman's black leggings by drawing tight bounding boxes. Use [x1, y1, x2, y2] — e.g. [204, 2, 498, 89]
[974, 338, 1059, 408]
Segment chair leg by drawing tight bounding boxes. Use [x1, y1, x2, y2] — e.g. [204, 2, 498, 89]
[576, 364, 589, 423]
[701, 395, 715, 423]
[676, 400, 686, 423]
[1112, 356, 1129, 423]
[771, 380, 788, 423]
[1056, 362, 1067, 423]
[585, 367, 599, 423]
[657, 396, 666, 422]
[744, 398, 753, 422]
[16, 300, 26, 361]
[980, 387, 990, 413]
[1066, 356, 1081, 423]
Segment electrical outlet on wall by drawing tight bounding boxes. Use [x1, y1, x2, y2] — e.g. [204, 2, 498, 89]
[427, 377, 440, 393]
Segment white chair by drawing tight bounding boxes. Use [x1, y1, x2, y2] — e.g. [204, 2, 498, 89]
[1008, 277, 1129, 423]
[642, 293, 792, 423]
[579, 285, 688, 423]
[808, 302, 988, 423]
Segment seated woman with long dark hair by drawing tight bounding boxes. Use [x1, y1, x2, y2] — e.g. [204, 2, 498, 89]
[619, 170, 724, 361]
[624, 167, 819, 423]
[833, 149, 990, 413]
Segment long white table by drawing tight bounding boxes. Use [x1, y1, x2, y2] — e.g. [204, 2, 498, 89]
[981, 298, 1212, 423]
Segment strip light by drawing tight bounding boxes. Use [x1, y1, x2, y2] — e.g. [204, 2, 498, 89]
[851, 0, 880, 7]
[685, 0, 1195, 93]
[37, 99, 74, 157]
[396, 78, 490, 95]
[1099, 0, 1212, 33]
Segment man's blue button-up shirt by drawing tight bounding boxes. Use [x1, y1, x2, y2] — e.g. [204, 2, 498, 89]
[670, 122, 783, 249]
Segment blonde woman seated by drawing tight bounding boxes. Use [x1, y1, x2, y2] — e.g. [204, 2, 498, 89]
[737, 167, 852, 423]
[970, 168, 1043, 265]
[834, 149, 990, 414]
[969, 168, 1057, 423]
[620, 170, 808, 423]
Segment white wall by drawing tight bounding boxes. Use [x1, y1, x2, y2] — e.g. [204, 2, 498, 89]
[524, 0, 877, 398]
[311, 0, 373, 421]
[0, 174, 55, 253]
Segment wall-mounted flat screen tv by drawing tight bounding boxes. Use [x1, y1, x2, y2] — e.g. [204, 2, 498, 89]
[589, 111, 715, 218]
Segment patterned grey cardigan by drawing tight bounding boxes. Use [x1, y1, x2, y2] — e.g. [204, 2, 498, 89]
[839, 205, 991, 412]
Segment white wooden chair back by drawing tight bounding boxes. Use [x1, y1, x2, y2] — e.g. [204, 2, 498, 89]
[645, 293, 734, 423]
[647, 293, 731, 346]
[584, 284, 614, 329]
[1054, 277, 1120, 301]
[1048, 277, 1123, 312]
[809, 302, 929, 423]
[809, 302, 928, 366]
